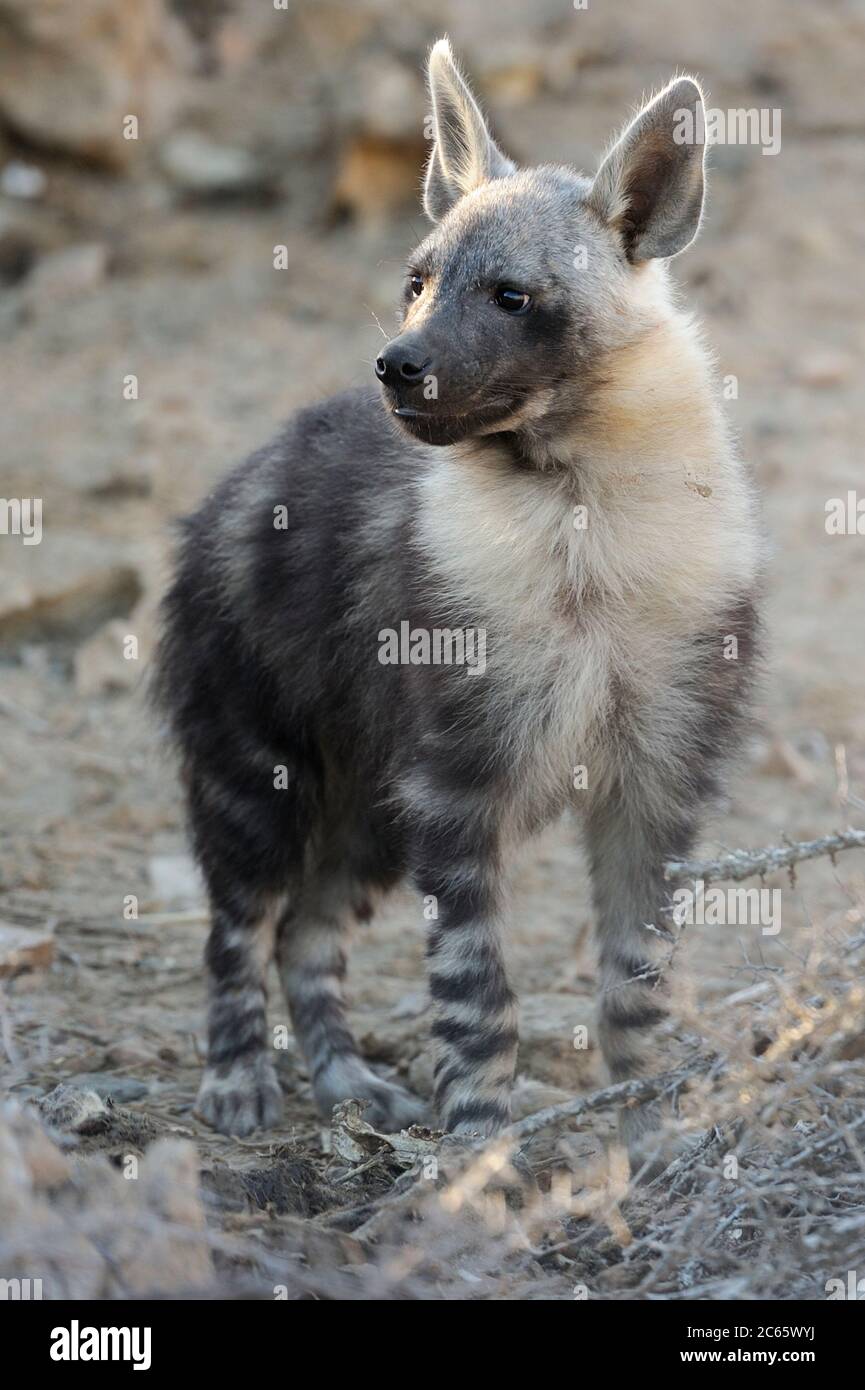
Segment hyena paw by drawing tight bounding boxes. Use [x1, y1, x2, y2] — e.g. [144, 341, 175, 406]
[195, 1056, 284, 1137]
[315, 1058, 427, 1133]
[363, 1078, 428, 1133]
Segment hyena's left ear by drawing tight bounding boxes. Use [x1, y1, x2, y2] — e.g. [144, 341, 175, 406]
[423, 37, 515, 222]
[588, 77, 706, 262]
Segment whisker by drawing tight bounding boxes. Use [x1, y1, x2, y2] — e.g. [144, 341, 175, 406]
[363, 304, 389, 340]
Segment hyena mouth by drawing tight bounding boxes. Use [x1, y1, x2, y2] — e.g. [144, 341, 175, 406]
[389, 399, 519, 446]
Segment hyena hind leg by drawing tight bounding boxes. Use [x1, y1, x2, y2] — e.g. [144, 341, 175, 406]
[276, 872, 427, 1132]
[188, 759, 305, 1137]
[195, 887, 285, 1137]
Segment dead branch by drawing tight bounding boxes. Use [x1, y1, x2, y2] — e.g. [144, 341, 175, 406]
[505, 1054, 718, 1142]
[664, 827, 865, 885]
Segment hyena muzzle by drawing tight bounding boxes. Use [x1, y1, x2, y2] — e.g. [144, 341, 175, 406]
[153, 39, 763, 1165]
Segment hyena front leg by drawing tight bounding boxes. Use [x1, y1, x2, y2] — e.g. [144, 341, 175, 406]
[276, 870, 426, 1132]
[409, 776, 518, 1136]
[585, 790, 697, 1172]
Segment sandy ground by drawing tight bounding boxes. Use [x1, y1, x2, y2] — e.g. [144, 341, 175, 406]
[1, 1, 864, 1299]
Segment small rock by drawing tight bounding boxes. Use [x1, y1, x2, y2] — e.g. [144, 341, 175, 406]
[66, 1074, 150, 1103]
[0, 1102, 203, 1297]
[104, 1038, 160, 1069]
[0, 531, 143, 651]
[0, 0, 190, 169]
[793, 351, 853, 388]
[510, 1076, 573, 1121]
[74, 616, 149, 697]
[518, 990, 600, 1090]
[148, 853, 204, 909]
[0, 920, 54, 977]
[407, 1047, 434, 1098]
[0, 228, 37, 287]
[21, 242, 109, 311]
[159, 131, 273, 198]
[277, 1214, 368, 1271]
[0, 159, 46, 199]
[356, 1005, 427, 1067]
[115, 1138, 213, 1295]
[1, 1098, 71, 1190]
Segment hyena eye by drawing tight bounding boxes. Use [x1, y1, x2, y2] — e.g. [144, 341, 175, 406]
[493, 286, 531, 314]
[409, 274, 424, 297]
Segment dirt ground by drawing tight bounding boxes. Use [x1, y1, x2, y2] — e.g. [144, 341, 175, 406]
[1, 0, 864, 1300]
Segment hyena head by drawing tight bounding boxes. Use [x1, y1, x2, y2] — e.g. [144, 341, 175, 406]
[375, 38, 707, 448]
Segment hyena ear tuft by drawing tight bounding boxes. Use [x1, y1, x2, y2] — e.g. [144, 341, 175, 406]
[588, 77, 706, 262]
[423, 36, 515, 222]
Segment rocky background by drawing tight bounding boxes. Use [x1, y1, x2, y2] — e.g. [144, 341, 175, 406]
[1, 0, 864, 1300]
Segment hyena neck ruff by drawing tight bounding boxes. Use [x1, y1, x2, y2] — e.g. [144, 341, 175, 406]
[415, 294, 758, 662]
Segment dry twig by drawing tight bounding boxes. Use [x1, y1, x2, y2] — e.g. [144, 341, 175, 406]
[664, 827, 865, 885]
[506, 1054, 717, 1142]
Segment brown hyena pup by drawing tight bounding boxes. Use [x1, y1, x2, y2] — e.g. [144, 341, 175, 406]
[153, 39, 763, 1165]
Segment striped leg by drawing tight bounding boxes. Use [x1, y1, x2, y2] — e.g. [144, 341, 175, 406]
[586, 793, 694, 1167]
[411, 783, 518, 1136]
[187, 758, 309, 1137]
[195, 888, 285, 1136]
[276, 872, 425, 1131]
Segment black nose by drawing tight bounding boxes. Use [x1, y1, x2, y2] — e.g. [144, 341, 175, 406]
[374, 342, 431, 389]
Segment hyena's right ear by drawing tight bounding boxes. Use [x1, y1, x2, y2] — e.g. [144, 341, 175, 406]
[588, 77, 706, 262]
[423, 37, 515, 222]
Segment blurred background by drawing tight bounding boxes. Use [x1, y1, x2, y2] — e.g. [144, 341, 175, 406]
[3, 0, 864, 876]
[1, 0, 863, 689]
[0, 0, 864, 1299]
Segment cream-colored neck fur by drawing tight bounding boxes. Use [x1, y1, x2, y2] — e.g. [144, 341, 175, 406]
[416, 309, 760, 644]
[413, 307, 762, 826]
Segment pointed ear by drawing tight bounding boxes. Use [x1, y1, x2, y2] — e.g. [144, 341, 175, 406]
[588, 77, 706, 262]
[423, 37, 515, 222]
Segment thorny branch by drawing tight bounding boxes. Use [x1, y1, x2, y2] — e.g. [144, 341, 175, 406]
[505, 1054, 719, 1142]
[664, 827, 865, 885]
